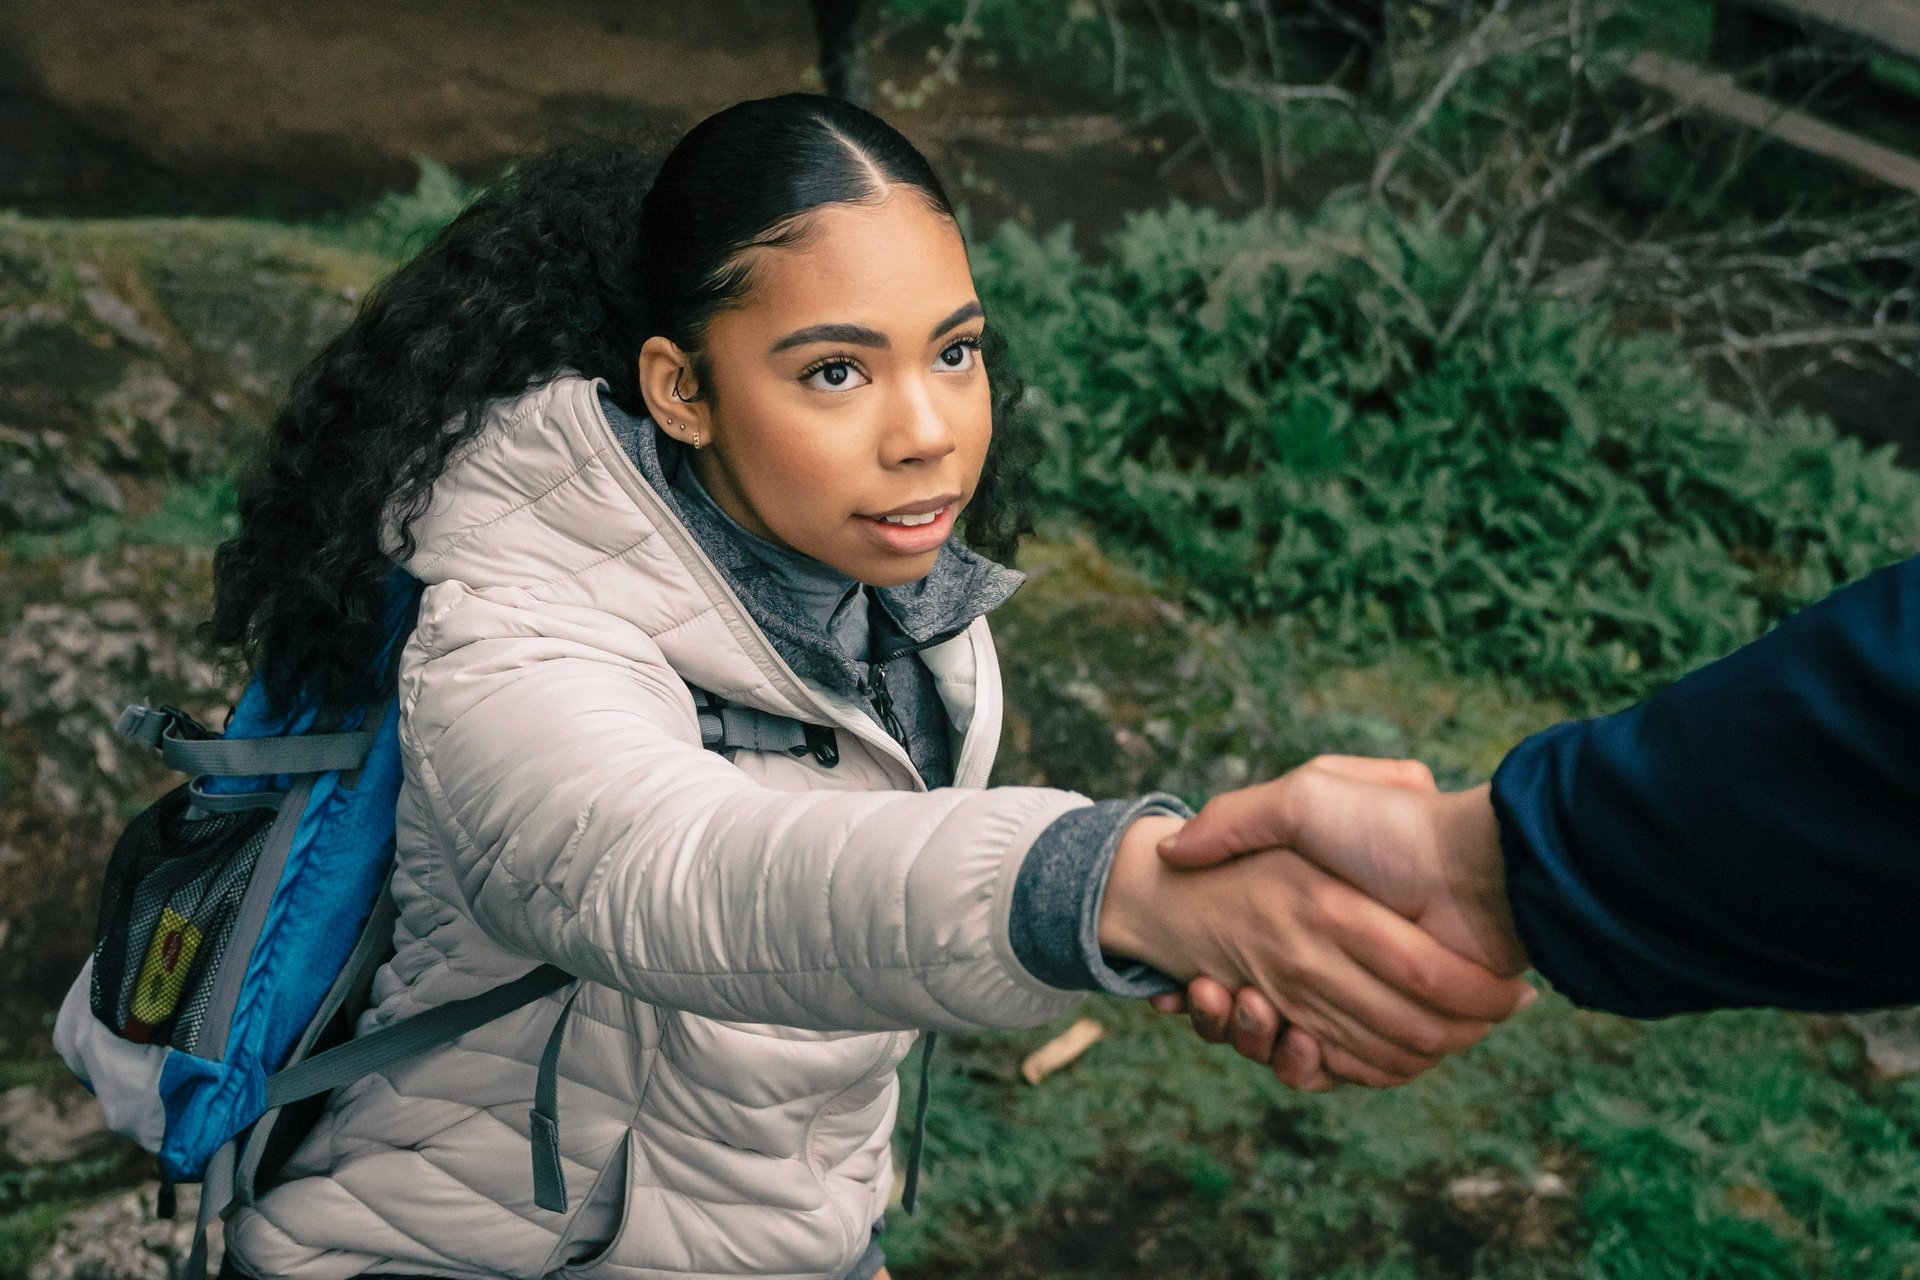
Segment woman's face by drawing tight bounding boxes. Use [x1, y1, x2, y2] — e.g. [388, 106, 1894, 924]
[639, 193, 992, 587]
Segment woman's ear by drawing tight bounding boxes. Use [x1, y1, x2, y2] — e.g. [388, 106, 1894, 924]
[637, 335, 713, 448]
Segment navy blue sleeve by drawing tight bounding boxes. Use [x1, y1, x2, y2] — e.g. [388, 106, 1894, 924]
[1491, 553, 1920, 1018]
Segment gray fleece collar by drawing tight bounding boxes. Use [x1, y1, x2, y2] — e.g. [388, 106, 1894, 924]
[599, 390, 1024, 696]
[669, 459, 875, 664]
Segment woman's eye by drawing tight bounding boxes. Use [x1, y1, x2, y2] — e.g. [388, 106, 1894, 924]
[803, 359, 870, 392]
[937, 337, 981, 372]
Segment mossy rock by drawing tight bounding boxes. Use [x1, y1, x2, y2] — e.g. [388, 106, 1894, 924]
[993, 529, 1274, 803]
[0, 214, 383, 535]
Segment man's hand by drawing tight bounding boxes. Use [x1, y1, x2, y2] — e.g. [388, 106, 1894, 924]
[1164, 756, 1527, 974]
[1145, 756, 1533, 1089]
[1098, 813, 1533, 1089]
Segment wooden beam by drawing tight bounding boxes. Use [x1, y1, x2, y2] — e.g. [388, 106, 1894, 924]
[1722, 0, 1920, 65]
[1629, 50, 1920, 197]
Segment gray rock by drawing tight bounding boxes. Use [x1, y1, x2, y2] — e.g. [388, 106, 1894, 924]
[0, 425, 123, 530]
[0, 217, 381, 535]
[28, 1183, 224, 1280]
[1, 459, 90, 530]
[59, 460, 126, 515]
[1845, 1007, 1920, 1078]
[0, 552, 232, 818]
[76, 273, 166, 354]
[991, 533, 1293, 801]
[0, 1079, 112, 1165]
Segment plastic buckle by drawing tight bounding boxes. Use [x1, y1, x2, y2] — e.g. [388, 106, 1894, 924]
[802, 723, 839, 768]
[114, 703, 172, 749]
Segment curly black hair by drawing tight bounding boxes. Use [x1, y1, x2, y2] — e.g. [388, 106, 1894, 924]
[208, 94, 1039, 725]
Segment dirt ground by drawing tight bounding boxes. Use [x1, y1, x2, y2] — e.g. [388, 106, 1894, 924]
[0, 0, 1235, 243]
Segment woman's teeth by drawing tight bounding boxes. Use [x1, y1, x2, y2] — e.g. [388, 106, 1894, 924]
[878, 508, 942, 527]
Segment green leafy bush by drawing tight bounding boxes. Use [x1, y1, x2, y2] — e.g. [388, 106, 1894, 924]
[3, 476, 237, 562]
[332, 157, 477, 259]
[976, 200, 1920, 705]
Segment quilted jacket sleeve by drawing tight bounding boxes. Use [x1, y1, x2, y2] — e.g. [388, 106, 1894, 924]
[398, 583, 1093, 1033]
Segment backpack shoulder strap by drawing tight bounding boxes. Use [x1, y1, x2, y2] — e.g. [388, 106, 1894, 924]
[262, 964, 574, 1110]
[115, 703, 375, 778]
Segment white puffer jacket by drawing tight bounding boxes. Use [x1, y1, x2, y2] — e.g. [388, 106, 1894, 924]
[222, 374, 1095, 1280]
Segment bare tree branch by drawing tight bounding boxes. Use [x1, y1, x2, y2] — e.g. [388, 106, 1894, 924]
[1067, 0, 1920, 418]
[936, 0, 985, 83]
[1370, 0, 1516, 197]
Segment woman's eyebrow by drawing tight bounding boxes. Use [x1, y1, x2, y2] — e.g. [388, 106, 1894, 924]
[769, 322, 887, 354]
[767, 302, 986, 356]
[928, 300, 984, 340]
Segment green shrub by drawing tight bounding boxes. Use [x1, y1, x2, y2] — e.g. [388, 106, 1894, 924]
[328, 157, 477, 259]
[976, 199, 1920, 706]
[3, 476, 237, 562]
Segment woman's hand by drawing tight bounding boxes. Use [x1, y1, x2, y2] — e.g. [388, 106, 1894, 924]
[1100, 816, 1534, 1089]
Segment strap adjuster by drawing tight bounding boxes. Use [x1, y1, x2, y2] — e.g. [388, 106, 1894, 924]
[114, 703, 167, 748]
[115, 703, 210, 750]
[689, 685, 837, 768]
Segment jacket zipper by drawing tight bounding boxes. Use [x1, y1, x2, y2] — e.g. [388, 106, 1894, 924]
[583, 387, 975, 1208]
[861, 662, 906, 744]
[859, 622, 965, 754]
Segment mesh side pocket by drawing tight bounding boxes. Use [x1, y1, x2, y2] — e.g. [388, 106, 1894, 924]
[90, 784, 276, 1052]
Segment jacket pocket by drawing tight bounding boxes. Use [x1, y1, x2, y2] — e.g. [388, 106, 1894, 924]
[551, 1130, 635, 1276]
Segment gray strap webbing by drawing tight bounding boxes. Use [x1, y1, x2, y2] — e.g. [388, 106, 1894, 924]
[901, 1030, 939, 1216]
[697, 704, 810, 756]
[530, 983, 585, 1213]
[338, 701, 391, 790]
[185, 779, 284, 815]
[263, 964, 573, 1110]
[116, 703, 376, 778]
[179, 1140, 234, 1280]
[183, 1216, 210, 1280]
[237, 892, 401, 1205]
[161, 728, 375, 778]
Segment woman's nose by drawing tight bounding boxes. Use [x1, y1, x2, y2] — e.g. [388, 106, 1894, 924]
[882, 380, 957, 466]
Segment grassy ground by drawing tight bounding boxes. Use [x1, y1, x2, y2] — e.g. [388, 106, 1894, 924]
[887, 995, 1920, 1279]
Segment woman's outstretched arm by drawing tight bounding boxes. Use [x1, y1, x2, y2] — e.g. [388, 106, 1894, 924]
[402, 580, 1530, 1072]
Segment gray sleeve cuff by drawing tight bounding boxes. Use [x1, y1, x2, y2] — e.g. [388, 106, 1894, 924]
[1007, 792, 1194, 998]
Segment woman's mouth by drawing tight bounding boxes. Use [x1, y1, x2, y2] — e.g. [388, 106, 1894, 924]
[856, 496, 960, 554]
[876, 509, 941, 527]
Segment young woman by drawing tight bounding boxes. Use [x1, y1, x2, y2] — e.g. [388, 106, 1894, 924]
[208, 94, 1530, 1280]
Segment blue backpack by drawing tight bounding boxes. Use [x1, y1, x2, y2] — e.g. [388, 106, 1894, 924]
[53, 572, 840, 1277]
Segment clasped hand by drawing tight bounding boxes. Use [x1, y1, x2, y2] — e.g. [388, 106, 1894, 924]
[1096, 756, 1533, 1091]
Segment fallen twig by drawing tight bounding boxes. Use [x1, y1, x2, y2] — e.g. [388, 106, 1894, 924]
[1020, 1017, 1105, 1085]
